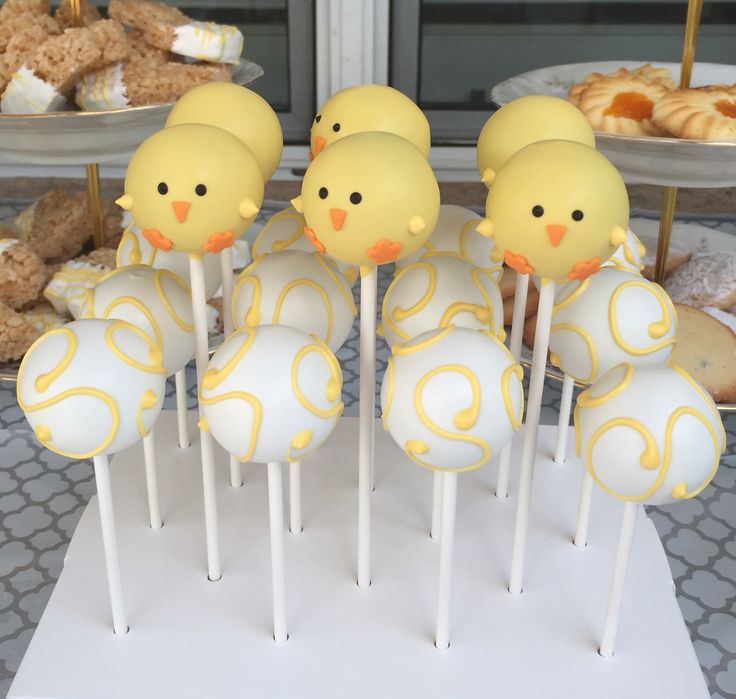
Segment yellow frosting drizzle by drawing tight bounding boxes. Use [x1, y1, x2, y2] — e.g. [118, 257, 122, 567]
[548, 322, 598, 383]
[252, 211, 305, 258]
[199, 391, 262, 462]
[458, 218, 483, 263]
[609, 280, 675, 354]
[202, 328, 256, 391]
[102, 296, 163, 353]
[154, 270, 193, 332]
[290, 342, 343, 418]
[668, 363, 726, 447]
[552, 278, 589, 313]
[501, 364, 524, 429]
[274, 279, 333, 344]
[577, 362, 633, 408]
[232, 274, 262, 329]
[392, 325, 454, 356]
[472, 268, 501, 334]
[671, 482, 688, 499]
[439, 301, 490, 328]
[286, 429, 313, 462]
[136, 388, 159, 437]
[105, 321, 166, 375]
[382, 356, 395, 429]
[385, 262, 435, 340]
[35, 425, 51, 442]
[34, 327, 77, 394]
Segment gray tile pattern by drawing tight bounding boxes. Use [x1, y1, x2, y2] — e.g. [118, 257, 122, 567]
[1, 200, 735, 697]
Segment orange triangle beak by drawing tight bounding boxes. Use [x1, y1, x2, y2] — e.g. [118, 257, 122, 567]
[172, 201, 191, 223]
[546, 224, 568, 247]
[329, 208, 347, 231]
[314, 136, 326, 155]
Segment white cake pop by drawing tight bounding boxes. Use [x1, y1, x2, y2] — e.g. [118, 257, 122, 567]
[200, 324, 343, 464]
[17, 318, 166, 458]
[381, 254, 505, 348]
[574, 362, 725, 506]
[395, 204, 502, 277]
[251, 206, 358, 286]
[81, 265, 195, 376]
[549, 268, 676, 384]
[381, 325, 524, 472]
[232, 250, 356, 353]
[116, 217, 222, 300]
[603, 228, 646, 273]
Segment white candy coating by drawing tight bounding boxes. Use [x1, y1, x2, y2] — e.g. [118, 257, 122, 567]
[116, 219, 222, 299]
[43, 261, 106, 318]
[17, 318, 166, 458]
[603, 228, 646, 273]
[395, 204, 502, 277]
[381, 254, 504, 348]
[200, 325, 343, 464]
[171, 21, 244, 64]
[549, 268, 676, 384]
[1, 66, 66, 114]
[251, 207, 358, 286]
[75, 63, 129, 111]
[574, 363, 725, 506]
[381, 326, 524, 472]
[81, 265, 194, 375]
[232, 249, 356, 353]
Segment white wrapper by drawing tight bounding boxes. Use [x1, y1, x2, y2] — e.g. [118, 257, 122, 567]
[75, 63, 130, 111]
[171, 21, 244, 64]
[1, 66, 66, 114]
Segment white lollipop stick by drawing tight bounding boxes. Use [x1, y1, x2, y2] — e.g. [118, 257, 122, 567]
[219, 248, 243, 489]
[495, 272, 529, 498]
[92, 454, 128, 636]
[435, 471, 458, 650]
[189, 254, 222, 581]
[553, 374, 575, 464]
[509, 278, 556, 595]
[358, 266, 377, 587]
[175, 368, 190, 449]
[599, 501, 638, 657]
[289, 461, 302, 534]
[267, 461, 288, 642]
[430, 471, 443, 540]
[574, 471, 595, 547]
[142, 430, 162, 530]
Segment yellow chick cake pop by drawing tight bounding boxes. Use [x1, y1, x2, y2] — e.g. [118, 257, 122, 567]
[478, 140, 629, 284]
[165, 83, 283, 181]
[309, 84, 430, 160]
[117, 124, 265, 256]
[476, 96, 595, 187]
[293, 131, 440, 269]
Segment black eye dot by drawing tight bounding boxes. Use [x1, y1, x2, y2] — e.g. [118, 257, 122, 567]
[572, 209, 584, 221]
[319, 187, 329, 199]
[532, 205, 544, 218]
[332, 123, 341, 132]
[350, 192, 362, 205]
[157, 182, 168, 195]
[315, 114, 321, 123]
[195, 184, 207, 197]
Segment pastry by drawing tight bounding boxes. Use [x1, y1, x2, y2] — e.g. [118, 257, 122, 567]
[652, 86, 736, 142]
[664, 252, 736, 310]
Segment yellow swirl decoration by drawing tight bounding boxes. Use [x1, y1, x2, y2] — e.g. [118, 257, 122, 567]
[439, 301, 491, 329]
[18, 387, 119, 459]
[392, 325, 454, 356]
[105, 318, 166, 376]
[382, 356, 395, 430]
[459, 218, 483, 263]
[552, 278, 589, 313]
[202, 328, 256, 391]
[383, 262, 436, 342]
[472, 268, 500, 333]
[33, 328, 77, 394]
[622, 242, 643, 269]
[671, 482, 688, 499]
[314, 253, 357, 314]
[501, 364, 524, 429]
[408, 364, 491, 472]
[136, 389, 159, 437]
[668, 364, 726, 448]
[116, 224, 141, 267]
[232, 273, 262, 329]
[586, 417, 661, 501]
[291, 341, 343, 418]
[609, 280, 675, 355]
[274, 279, 333, 344]
[286, 429, 313, 462]
[102, 296, 163, 352]
[548, 322, 598, 383]
[577, 362, 633, 409]
[199, 391, 262, 462]
[154, 270, 194, 332]
[252, 212, 305, 257]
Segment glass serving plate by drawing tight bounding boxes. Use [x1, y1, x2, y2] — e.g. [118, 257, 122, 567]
[491, 61, 736, 188]
[0, 60, 264, 166]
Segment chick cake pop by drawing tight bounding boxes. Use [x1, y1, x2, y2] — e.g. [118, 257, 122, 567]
[309, 84, 431, 160]
[381, 254, 504, 348]
[574, 362, 725, 657]
[381, 325, 523, 648]
[17, 318, 166, 635]
[293, 130, 440, 587]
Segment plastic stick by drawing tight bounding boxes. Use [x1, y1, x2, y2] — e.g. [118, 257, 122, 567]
[289, 461, 302, 534]
[495, 272, 529, 498]
[574, 471, 595, 548]
[268, 461, 288, 642]
[509, 279, 556, 595]
[435, 471, 458, 650]
[599, 501, 638, 657]
[553, 374, 575, 464]
[142, 430, 162, 530]
[430, 471, 443, 540]
[175, 368, 190, 449]
[92, 454, 128, 635]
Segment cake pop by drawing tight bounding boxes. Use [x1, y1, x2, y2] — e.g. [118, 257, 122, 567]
[293, 130, 440, 587]
[395, 204, 502, 277]
[17, 317, 167, 635]
[201, 324, 344, 642]
[381, 325, 523, 648]
[309, 84, 430, 160]
[574, 362, 725, 657]
[381, 254, 504, 348]
[602, 228, 646, 274]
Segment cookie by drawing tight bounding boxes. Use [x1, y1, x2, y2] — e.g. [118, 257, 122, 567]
[568, 64, 675, 107]
[664, 253, 736, 310]
[0, 239, 49, 310]
[652, 86, 736, 142]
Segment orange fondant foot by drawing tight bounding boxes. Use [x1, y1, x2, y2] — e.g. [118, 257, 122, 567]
[143, 228, 173, 252]
[568, 257, 601, 280]
[202, 230, 234, 254]
[367, 239, 402, 264]
[304, 226, 326, 253]
[504, 250, 534, 275]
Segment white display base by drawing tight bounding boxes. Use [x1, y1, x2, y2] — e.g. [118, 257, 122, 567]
[10, 413, 708, 699]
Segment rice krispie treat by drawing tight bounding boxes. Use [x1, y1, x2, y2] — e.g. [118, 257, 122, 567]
[43, 255, 112, 317]
[76, 247, 117, 269]
[88, 19, 130, 67]
[109, 0, 244, 64]
[0, 238, 49, 310]
[127, 29, 171, 66]
[0, 299, 42, 363]
[0, 11, 59, 55]
[0, 0, 49, 21]
[55, 0, 102, 29]
[0, 19, 60, 93]
[22, 301, 68, 333]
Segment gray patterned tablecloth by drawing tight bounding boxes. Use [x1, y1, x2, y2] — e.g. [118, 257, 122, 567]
[1, 200, 735, 698]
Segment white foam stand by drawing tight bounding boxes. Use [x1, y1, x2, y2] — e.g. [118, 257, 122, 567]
[9, 412, 708, 699]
